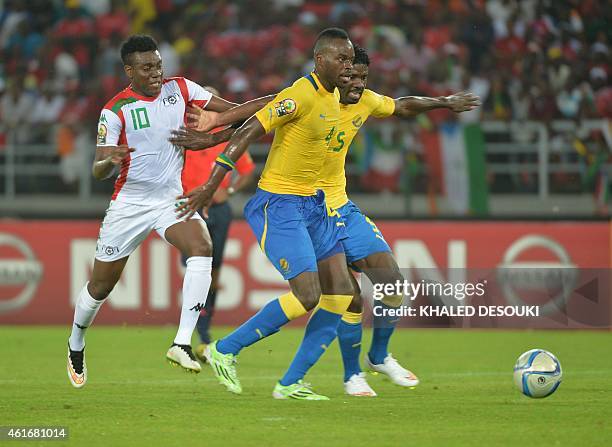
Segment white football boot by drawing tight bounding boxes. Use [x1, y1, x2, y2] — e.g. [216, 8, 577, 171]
[344, 372, 377, 397]
[366, 354, 419, 387]
[67, 342, 87, 388]
[166, 344, 202, 373]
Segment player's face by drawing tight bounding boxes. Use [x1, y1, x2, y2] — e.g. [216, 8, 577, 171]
[125, 50, 163, 97]
[318, 39, 354, 89]
[339, 64, 368, 105]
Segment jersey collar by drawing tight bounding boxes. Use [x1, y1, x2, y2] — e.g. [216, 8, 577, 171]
[309, 72, 335, 95]
[127, 84, 161, 102]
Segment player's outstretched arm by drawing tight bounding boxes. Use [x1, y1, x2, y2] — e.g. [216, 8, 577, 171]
[92, 145, 135, 180]
[169, 126, 235, 150]
[206, 95, 239, 113]
[175, 116, 266, 220]
[393, 91, 481, 118]
[188, 95, 276, 132]
[169, 93, 275, 149]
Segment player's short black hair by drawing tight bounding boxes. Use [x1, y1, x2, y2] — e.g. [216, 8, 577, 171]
[314, 27, 350, 54]
[315, 27, 350, 43]
[120, 35, 158, 64]
[353, 45, 370, 66]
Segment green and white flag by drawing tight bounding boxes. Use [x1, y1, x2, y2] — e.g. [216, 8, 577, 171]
[439, 122, 488, 215]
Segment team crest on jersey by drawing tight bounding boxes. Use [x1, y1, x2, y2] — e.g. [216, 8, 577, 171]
[279, 258, 290, 273]
[97, 123, 107, 144]
[352, 115, 363, 128]
[163, 92, 181, 106]
[274, 99, 296, 117]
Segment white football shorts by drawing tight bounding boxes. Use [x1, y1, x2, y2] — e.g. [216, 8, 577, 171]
[95, 199, 204, 262]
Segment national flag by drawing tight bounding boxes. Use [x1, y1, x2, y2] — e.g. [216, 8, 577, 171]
[422, 122, 488, 215]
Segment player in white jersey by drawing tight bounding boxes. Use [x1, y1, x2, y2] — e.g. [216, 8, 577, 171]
[66, 35, 266, 388]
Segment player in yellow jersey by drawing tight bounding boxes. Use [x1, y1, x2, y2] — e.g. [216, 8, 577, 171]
[175, 28, 356, 400]
[319, 45, 480, 396]
[171, 45, 479, 398]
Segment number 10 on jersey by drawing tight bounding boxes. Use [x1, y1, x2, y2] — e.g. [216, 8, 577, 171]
[130, 107, 151, 130]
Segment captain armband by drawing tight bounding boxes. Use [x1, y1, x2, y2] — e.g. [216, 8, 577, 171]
[215, 153, 236, 171]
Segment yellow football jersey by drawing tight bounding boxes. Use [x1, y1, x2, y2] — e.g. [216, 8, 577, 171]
[254, 72, 340, 196]
[315, 89, 395, 209]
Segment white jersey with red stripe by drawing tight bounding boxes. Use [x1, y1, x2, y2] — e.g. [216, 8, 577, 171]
[96, 77, 212, 205]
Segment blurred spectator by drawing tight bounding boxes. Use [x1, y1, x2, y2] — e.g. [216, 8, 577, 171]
[128, 0, 157, 33]
[0, 77, 35, 144]
[157, 34, 180, 77]
[529, 81, 558, 123]
[95, 0, 130, 40]
[55, 83, 92, 183]
[595, 85, 612, 119]
[80, 0, 111, 17]
[556, 78, 586, 120]
[486, 0, 516, 39]
[509, 80, 530, 121]
[27, 81, 66, 145]
[5, 19, 43, 60]
[403, 30, 435, 76]
[54, 1, 94, 41]
[54, 42, 80, 87]
[547, 48, 571, 92]
[0, 1, 28, 49]
[485, 76, 512, 120]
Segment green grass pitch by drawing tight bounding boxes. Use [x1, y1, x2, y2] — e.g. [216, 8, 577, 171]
[1, 326, 610, 446]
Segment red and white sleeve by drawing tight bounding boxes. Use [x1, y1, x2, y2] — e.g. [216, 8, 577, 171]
[185, 78, 213, 109]
[96, 109, 123, 147]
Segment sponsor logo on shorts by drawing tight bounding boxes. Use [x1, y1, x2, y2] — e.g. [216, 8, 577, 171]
[279, 258, 290, 274]
[274, 99, 296, 117]
[96, 242, 119, 257]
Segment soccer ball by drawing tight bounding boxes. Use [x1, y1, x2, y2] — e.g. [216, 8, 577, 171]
[513, 349, 562, 398]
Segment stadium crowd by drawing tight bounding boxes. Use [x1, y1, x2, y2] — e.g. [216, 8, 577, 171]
[0, 0, 610, 196]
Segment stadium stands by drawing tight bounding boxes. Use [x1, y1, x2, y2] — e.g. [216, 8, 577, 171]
[0, 0, 610, 216]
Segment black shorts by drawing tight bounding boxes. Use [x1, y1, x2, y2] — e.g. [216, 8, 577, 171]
[202, 201, 233, 269]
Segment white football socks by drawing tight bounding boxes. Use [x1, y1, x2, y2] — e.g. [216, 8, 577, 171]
[69, 283, 105, 351]
[174, 256, 212, 345]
